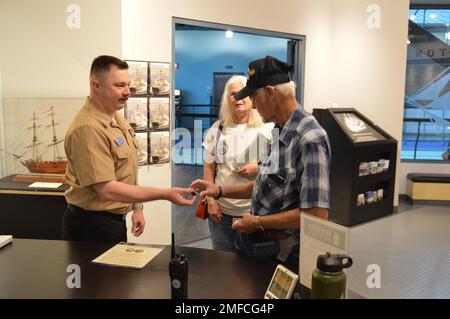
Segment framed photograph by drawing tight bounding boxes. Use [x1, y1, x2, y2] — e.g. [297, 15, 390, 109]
[135, 132, 149, 166]
[126, 60, 149, 95]
[125, 97, 148, 130]
[150, 62, 170, 96]
[150, 97, 170, 130]
[150, 131, 170, 164]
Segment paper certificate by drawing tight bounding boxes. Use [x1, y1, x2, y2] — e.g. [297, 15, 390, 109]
[92, 243, 163, 269]
[29, 182, 63, 189]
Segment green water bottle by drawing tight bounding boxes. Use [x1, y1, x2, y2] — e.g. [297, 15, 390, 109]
[311, 252, 353, 299]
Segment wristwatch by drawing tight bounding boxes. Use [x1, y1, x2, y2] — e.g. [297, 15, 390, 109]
[254, 216, 265, 231]
[133, 203, 144, 210]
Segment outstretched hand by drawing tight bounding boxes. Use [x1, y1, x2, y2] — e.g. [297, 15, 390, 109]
[168, 187, 197, 206]
[190, 179, 220, 198]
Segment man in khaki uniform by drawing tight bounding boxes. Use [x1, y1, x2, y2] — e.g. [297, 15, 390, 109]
[63, 55, 195, 243]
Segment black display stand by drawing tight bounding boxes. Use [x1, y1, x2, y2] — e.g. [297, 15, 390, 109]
[313, 108, 397, 226]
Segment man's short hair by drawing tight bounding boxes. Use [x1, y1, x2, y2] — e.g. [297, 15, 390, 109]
[90, 55, 128, 80]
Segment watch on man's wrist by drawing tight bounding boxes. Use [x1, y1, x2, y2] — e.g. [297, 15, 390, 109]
[133, 203, 144, 211]
[254, 215, 265, 231]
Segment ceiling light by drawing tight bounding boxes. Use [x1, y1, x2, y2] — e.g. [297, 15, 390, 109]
[225, 30, 233, 39]
[410, 14, 416, 21]
[429, 13, 437, 19]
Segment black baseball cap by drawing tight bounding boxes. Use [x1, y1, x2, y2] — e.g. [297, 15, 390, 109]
[234, 55, 292, 100]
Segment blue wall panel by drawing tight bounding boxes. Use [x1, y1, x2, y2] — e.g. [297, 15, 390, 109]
[175, 30, 288, 106]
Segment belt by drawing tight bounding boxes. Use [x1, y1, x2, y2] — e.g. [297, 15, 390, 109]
[67, 204, 126, 221]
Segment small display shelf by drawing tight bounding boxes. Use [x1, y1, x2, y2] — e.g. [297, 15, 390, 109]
[124, 60, 172, 165]
[313, 108, 397, 226]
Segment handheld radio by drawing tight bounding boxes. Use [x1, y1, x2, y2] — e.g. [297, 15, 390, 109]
[169, 232, 188, 299]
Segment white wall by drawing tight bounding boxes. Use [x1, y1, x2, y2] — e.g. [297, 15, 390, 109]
[0, 64, 4, 177]
[0, 0, 122, 98]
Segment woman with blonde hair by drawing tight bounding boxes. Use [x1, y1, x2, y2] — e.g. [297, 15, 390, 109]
[202, 75, 273, 252]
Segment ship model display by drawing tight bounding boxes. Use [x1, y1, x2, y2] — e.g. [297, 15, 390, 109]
[20, 107, 67, 174]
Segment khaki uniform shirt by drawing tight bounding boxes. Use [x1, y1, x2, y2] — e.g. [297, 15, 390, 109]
[64, 97, 138, 214]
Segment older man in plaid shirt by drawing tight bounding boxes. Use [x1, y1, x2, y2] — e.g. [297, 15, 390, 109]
[191, 56, 330, 267]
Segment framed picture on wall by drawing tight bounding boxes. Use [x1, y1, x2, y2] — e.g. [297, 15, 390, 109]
[150, 97, 169, 130]
[125, 97, 148, 130]
[150, 62, 170, 96]
[150, 131, 170, 164]
[126, 60, 149, 95]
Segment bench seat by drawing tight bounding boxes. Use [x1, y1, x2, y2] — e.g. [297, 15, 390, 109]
[406, 173, 450, 205]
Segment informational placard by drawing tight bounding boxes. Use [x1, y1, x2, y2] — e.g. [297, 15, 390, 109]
[150, 97, 170, 130]
[150, 63, 170, 96]
[150, 131, 170, 164]
[299, 214, 349, 291]
[128, 61, 149, 95]
[135, 132, 148, 166]
[125, 97, 148, 130]
[334, 112, 385, 143]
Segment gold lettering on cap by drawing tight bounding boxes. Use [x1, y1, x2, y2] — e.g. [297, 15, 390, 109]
[247, 68, 255, 79]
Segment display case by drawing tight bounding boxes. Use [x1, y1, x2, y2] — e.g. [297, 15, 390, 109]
[313, 108, 397, 226]
[124, 60, 171, 166]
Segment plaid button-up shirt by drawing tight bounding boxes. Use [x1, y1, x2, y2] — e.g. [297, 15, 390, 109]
[251, 104, 331, 216]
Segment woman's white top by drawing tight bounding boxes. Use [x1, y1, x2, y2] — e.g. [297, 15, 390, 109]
[203, 121, 274, 216]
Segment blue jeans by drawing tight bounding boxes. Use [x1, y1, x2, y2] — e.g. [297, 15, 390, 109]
[208, 213, 238, 252]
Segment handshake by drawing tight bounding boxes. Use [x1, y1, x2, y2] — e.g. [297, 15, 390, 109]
[169, 180, 220, 206]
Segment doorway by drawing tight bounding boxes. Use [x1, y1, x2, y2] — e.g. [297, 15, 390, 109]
[171, 17, 306, 245]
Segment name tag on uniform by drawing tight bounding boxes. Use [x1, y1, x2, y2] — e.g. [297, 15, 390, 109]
[115, 136, 125, 146]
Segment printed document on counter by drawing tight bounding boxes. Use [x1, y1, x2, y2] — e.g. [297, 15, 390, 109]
[0, 235, 13, 249]
[92, 242, 163, 269]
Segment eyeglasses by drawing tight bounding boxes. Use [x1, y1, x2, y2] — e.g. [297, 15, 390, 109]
[227, 92, 237, 99]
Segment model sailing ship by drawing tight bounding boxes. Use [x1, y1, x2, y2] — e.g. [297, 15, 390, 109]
[21, 107, 67, 174]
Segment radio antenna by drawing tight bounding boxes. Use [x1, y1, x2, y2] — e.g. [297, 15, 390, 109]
[171, 232, 175, 259]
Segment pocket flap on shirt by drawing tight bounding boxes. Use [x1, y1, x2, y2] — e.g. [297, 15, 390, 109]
[115, 147, 129, 159]
[132, 138, 139, 149]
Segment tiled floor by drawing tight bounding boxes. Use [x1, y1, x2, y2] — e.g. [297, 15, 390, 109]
[347, 201, 450, 298]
